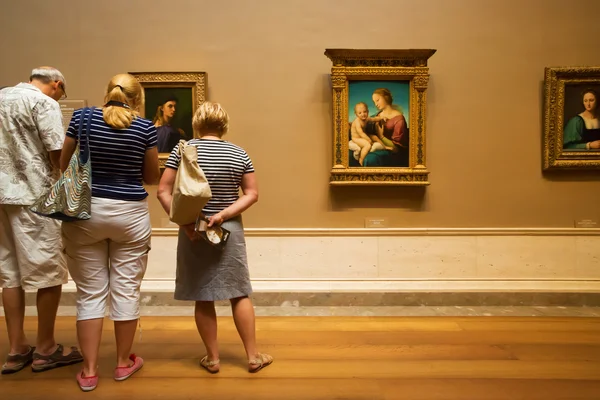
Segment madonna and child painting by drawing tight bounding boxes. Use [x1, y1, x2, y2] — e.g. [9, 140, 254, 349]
[348, 81, 410, 167]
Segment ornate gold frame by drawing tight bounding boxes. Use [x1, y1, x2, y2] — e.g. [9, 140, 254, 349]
[129, 71, 207, 169]
[543, 66, 600, 170]
[324, 49, 435, 186]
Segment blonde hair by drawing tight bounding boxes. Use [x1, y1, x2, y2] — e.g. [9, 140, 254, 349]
[373, 88, 403, 114]
[354, 102, 368, 114]
[153, 104, 167, 126]
[192, 101, 229, 136]
[102, 74, 144, 129]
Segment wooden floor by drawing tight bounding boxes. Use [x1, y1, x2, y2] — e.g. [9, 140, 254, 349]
[1, 316, 599, 399]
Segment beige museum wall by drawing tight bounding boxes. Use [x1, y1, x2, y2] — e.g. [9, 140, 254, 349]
[2, 0, 600, 293]
[1, 0, 600, 229]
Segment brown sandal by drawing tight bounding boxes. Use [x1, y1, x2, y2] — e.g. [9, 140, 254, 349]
[1, 346, 35, 375]
[31, 344, 83, 372]
[248, 353, 273, 373]
[199, 355, 220, 374]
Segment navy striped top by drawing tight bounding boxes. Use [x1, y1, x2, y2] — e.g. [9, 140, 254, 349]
[66, 108, 158, 201]
[164, 139, 255, 215]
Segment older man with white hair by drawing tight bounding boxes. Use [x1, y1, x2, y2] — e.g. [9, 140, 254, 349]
[0, 66, 82, 374]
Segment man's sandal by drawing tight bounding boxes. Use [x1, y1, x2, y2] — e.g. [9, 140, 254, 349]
[1, 346, 35, 375]
[31, 344, 83, 372]
[248, 353, 273, 373]
[200, 355, 220, 374]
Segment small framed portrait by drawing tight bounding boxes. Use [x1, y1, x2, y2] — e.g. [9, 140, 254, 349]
[543, 67, 600, 170]
[324, 49, 436, 186]
[129, 72, 207, 169]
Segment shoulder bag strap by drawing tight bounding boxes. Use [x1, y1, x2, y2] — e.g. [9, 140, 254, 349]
[79, 106, 96, 164]
[177, 139, 187, 157]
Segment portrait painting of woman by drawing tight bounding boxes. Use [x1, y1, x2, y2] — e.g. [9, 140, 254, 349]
[542, 67, 600, 170]
[563, 86, 600, 151]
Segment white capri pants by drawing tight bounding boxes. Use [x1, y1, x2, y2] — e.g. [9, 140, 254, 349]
[62, 197, 151, 321]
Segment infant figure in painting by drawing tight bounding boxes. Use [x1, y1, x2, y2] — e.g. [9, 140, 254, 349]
[349, 102, 390, 165]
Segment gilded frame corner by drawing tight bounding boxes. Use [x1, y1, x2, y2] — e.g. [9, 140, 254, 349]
[129, 71, 207, 169]
[324, 49, 435, 186]
[543, 66, 600, 171]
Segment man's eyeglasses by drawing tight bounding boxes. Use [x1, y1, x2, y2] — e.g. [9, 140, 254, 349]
[57, 81, 67, 100]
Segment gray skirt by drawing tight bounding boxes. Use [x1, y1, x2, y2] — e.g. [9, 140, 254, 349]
[174, 216, 253, 301]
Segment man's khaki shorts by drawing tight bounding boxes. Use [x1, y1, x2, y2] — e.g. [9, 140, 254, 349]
[0, 204, 67, 290]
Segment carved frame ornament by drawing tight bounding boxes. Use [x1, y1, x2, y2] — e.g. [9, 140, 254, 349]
[543, 67, 600, 170]
[129, 72, 207, 169]
[324, 49, 436, 186]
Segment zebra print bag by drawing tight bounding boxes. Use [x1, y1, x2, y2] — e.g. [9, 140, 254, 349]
[30, 107, 95, 221]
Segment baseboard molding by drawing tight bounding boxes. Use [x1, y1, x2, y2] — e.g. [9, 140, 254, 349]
[13, 288, 600, 308]
[5, 280, 599, 308]
[54, 279, 600, 293]
[152, 227, 600, 237]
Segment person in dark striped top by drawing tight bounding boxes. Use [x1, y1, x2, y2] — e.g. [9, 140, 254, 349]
[158, 101, 272, 374]
[59, 73, 160, 391]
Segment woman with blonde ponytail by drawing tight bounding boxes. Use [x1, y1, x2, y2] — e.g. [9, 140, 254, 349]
[59, 73, 159, 392]
[103, 76, 144, 129]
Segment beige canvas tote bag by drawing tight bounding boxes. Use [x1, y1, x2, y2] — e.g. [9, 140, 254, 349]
[169, 140, 212, 225]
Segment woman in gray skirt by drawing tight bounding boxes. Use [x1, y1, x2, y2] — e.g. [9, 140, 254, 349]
[157, 101, 272, 374]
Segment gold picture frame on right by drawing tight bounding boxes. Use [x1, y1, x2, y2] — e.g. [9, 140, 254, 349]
[543, 66, 600, 170]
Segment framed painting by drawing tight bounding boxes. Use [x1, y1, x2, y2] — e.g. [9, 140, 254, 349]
[543, 67, 600, 170]
[324, 49, 436, 185]
[129, 72, 207, 169]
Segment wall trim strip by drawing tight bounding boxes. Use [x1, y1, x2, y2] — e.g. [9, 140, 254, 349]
[152, 227, 600, 237]
[55, 279, 600, 293]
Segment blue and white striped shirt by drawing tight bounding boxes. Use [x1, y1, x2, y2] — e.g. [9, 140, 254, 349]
[165, 138, 254, 215]
[66, 108, 157, 201]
